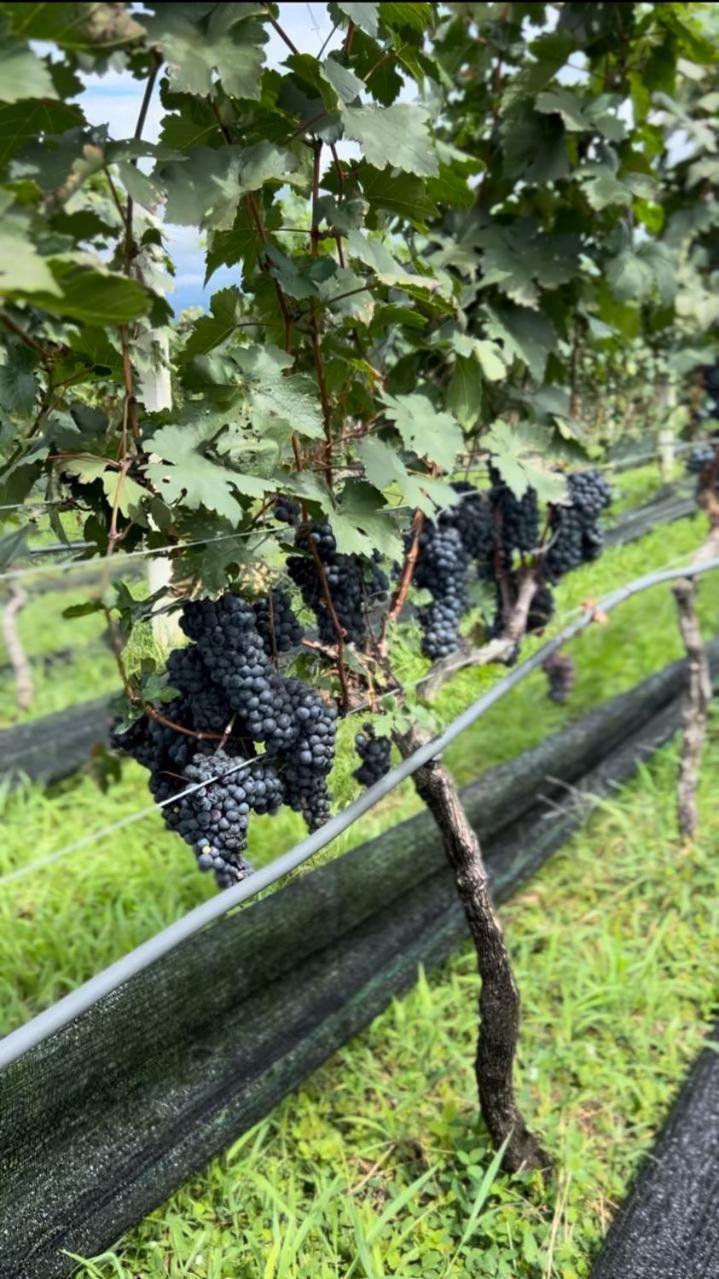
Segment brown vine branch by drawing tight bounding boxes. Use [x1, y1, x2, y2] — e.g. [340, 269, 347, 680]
[2, 584, 33, 713]
[378, 508, 426, 655]
[264, 9, 300, 55]
[671, 519, 719, 839]
[395, 725, 549, 1174]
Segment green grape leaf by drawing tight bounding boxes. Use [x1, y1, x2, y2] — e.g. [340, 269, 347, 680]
[340, 103, 438, 176]
[0, 41, 56, 104]
[3, 2, 144, 48]
[357, 437, 456, 513]
[535, 89, 626, 142]
[335, 2, 379, 38]
[485, 304, 556, 382]
[182, 287, 243, 358]
[357, 162, 437, 225]
[321, 55, 365, 105]
[233, 345, 324, 440]
[0, 344, 39, 414]
[0, 99, 85, 168]
[2, 258, 152, 324]
[333, 479, 403, 560]
[0, 223, 63, 297]
[475, 223, 580, 309]
[484, 420, 567, 502]
[142, 4, 267, 100]
[381, 392, 463, 470]
[160, 142, 300, 230]
[379, 3, 434, 33]
[447, 355, 482, 429]
[145, 419, 271, 520]
[0, 524, 30, 571]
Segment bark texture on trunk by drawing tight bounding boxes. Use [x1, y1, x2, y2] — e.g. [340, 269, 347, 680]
[396, 726, 549, 1173]
[2, 583, 33, 712]
[672, 578, 711, 839]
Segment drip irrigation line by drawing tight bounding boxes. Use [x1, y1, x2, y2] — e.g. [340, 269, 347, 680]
[1, 555, 719, 1070]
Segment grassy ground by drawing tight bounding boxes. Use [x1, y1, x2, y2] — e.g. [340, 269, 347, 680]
[605, 460, 676, 516]
[74, 731, 719, 1278]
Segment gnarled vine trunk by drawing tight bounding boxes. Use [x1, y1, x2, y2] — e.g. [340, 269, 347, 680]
[396, 726, 549, 1174]
[673, 578, 711, 840]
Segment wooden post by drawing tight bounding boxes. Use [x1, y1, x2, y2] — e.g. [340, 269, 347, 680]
[137, 331, 183, 651]
[658, 428, 675, 484]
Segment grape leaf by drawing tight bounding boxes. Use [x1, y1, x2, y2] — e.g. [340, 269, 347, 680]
[321, 56, 365, 105]
[0, 98, 85, 168]
[145, 420, 271, 521]
[447, 355, 482, 429]
[357, 436, 455, 513]
[3, 2, 144, 48]
[142, 4, 267, 100]
[160, 142, 300, 230]
[0, 224, 62, 297]
[3, 258, 152, 324]
[535, 89, 626, 142]
[0, 344, 39, 414]
[485, 304, 556, 382]
[340, 103, 439, 176]
[233, 345, 324, 440]
[357, 162, 437, 225]
[182, 287, 243, 358]
[475, 223, 581, 309]
[335, 2, 379, 38]
[381, 392, 464, 470]
[0, 41, 56, 103]
[333, 479, 403, 560]
[484, 420, 567, 502]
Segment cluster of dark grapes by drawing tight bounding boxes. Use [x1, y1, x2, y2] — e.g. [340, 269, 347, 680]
[489, 468, 540, 559]
[542, 651, 575, 704]
[414, 524, 470, 658]
[253, 589, 304, 656]
[686, 442, 716, 474]
[544, 471, 612, 583]
[411, 471, 611, 659]
[288, 522, 389, 647]
[353, 723, 392, 787]
[113, 591, 337, 889]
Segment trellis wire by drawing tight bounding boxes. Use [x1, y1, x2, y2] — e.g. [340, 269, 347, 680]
[1, 554, 718, 1071]
[0, 543, 707, 888]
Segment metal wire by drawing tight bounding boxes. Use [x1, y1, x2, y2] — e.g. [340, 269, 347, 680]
[1, 554, 718, 1070]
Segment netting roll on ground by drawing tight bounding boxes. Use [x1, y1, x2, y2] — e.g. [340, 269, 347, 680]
[591, 1021, 719, 1279]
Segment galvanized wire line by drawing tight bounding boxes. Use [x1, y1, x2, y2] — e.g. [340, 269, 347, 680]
[0, 526, 291, 584]
[1, 554, 718, 1070]
[0, 543, 709, 888]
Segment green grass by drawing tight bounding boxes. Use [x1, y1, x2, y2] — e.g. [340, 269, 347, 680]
[607, 460, 675, 516]
[75, 731, 719, 1278]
